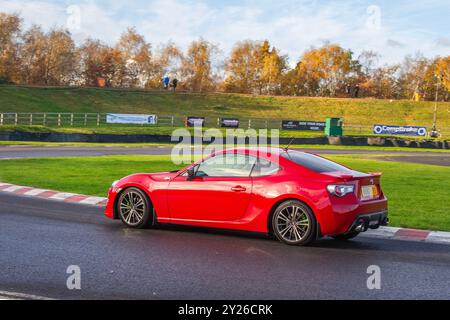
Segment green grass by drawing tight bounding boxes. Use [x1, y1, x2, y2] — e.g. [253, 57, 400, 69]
[292, 145, 450, 153]
[1, 85, 449, 136]
[0, 141, 175, 147]
[0, 155, 184, 196]
[0, 123, 447, 143]
[0, 154, 449, 231]
[0, 124, 326, 138]
[0, 140, 449, 153]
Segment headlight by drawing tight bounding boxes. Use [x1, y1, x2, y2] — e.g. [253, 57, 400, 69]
[111, 180, 119, 189]
[327, 184, 355, 197]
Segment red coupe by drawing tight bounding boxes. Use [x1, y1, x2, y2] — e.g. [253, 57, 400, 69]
[105, 148, 388, 246]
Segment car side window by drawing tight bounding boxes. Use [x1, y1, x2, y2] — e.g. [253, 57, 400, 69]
[251, 157, 280, 177]
[196, 153, 256, 178]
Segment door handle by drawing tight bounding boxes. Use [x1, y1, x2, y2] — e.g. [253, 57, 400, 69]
[231, 186, 247, 192]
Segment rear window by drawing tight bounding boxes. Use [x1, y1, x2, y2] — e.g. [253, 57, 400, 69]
[281, 151, 350, 173]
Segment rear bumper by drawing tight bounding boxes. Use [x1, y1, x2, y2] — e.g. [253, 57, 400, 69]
[323, 196, 388, 236]
[346, 211, 389, 234]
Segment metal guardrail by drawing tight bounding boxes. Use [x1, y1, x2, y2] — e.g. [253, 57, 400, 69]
[0, 112, 448, 138]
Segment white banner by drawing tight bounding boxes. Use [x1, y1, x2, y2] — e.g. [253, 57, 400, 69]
[106, 114, 157, 125]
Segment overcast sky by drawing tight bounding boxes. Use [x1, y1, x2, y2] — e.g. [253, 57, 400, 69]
[1, 0, 449, 66]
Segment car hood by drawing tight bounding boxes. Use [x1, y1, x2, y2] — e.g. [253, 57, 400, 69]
[147, 171, 180, 181]
[120, 171, 179, 183]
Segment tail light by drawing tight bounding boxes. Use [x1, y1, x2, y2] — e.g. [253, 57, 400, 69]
[327, 184, 355, 197]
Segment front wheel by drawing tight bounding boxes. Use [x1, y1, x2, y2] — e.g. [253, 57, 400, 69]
[117, 188, 153, 229]
[272, 200, 317, 246]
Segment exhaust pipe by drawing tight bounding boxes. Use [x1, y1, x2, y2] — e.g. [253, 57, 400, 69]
[354, 219, 367, 233]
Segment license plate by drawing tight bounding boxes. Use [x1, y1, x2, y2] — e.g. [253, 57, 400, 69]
[361, 185, 379, 200]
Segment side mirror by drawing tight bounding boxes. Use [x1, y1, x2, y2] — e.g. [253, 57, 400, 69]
[187, 167, 196, 181]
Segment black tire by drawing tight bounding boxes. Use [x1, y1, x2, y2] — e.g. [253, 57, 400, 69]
[117, 187, 154, 229]
[332, 231, 360, 241]
[272, 200, 317, 246]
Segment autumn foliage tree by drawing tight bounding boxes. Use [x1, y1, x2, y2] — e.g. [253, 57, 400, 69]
[19, 25, 47, 85]
[43, 29, 77, 85]
[224, 40, 261, 94]
[291, 44, 357, 97]
[224, 40, 287, 94]
[0, 11, 449, 101]
[147, 42, 183, 88]
[78, 39, 116, 86]
[258, 41, 288, 95]
[181, 39, 217, 92]
[436, 57, 450, 100]
[113, 28, 153, 87]
[18, 26, 76, 85]
[0, 13, 21, 83]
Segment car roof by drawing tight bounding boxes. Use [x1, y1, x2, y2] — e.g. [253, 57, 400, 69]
[216, 147, 300, 159]
[221, 147, 282, 153]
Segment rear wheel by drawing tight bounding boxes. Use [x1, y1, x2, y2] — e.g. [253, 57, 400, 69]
[332, 231, 360, 241]
[117, 188, 153, 229]
[272, 200, 316, 246]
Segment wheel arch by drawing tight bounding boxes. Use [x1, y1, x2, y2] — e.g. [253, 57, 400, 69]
[266, 197, 322, 238]
[113, 185, 155, 223]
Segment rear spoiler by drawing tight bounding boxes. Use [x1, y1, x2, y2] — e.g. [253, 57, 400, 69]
[368, 172, 383, 177]
[327, 172, 383, 182]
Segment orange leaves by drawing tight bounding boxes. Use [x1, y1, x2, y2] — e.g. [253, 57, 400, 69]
[224, 40, 287, 95]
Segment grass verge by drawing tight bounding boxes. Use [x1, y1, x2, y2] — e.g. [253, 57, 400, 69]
[1, 86, 449, 128]
[0, 140, 449, 153]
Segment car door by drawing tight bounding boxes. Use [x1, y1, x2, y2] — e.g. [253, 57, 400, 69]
[167, 153, 256, 222]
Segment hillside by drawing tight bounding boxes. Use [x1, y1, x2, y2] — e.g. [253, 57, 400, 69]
[0, 85, 449, 132]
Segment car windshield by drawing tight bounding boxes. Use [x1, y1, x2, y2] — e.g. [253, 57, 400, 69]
[281, 150, 351, 173]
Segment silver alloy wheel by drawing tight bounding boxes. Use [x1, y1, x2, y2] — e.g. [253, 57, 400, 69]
[119, 191, 146, 227]
[275, 204, 311, 243]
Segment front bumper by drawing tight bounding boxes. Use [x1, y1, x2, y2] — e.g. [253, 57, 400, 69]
[104, 187, 118, 219]
[346, 211, 389, 234]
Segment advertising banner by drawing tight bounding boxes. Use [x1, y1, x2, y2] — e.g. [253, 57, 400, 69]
[282, 120, 326, 131]
[186, 116, 206, 127]
[106, 114, 157, 125]
[373, 124, 427, 137]
[220, 118, 240, 128]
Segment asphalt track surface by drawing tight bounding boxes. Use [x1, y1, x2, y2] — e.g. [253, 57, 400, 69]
[1, 192, 449, 300]
[1, 145, 450, 166]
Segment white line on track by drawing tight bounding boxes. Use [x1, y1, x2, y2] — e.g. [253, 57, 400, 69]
[2, 186, 25, 193]
[363, 227, 401, 238]
[79, 196, 107, 205]
[49, 192, 76, 201]
[24, 188, 49, 196]
[0, 290, 54, 300]
[0, 183, 12, 187]
[427, 231, 450, 244]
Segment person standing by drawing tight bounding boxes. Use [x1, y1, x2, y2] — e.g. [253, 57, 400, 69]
[171, 78, 178, 92]
[354, 84, 360, 98]
[163, 75, 170, 89]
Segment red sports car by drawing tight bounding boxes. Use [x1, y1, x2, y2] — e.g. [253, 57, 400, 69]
[105, 148, 388, 246]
